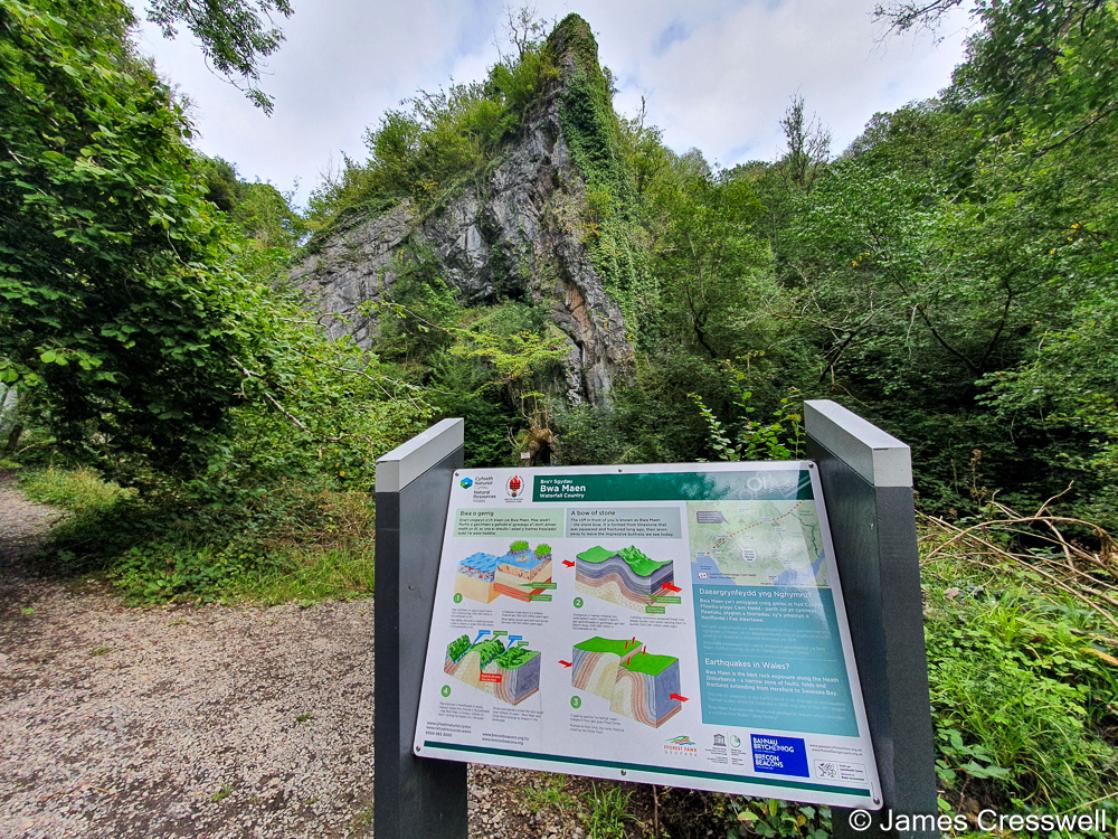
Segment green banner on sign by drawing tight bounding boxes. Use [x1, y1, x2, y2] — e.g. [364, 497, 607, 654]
[533, 470, 811, 503]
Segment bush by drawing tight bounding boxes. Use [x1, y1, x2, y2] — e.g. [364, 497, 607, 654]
[922, 523, 1118, 819]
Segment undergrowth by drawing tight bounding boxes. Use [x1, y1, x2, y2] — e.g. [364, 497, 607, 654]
[919, 514, 1118, 830]
[18, 467, 374, 605]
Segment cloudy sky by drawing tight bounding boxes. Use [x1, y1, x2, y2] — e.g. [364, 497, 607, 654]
[129, 1, 974, 206]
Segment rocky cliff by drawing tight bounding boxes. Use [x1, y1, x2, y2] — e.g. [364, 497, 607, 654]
[291, 16, 636, 405]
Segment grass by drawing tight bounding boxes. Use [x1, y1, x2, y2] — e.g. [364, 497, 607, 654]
[348, 804, 373, 837]
[584, 782, 633, 839]
[18, 467, 376, 606]
[21, 466, 134, 512]
[237, 546, 373, 606]
[523, 774, 578, 813]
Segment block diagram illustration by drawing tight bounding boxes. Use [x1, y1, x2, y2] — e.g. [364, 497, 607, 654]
[570, 636, 683, 727]
[444, 632, 541, 705]
[574, 545, 675, 610]
[455, 541, 554, 603]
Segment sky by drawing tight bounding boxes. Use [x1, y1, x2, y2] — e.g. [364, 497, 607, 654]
[128, 1, 975, 206]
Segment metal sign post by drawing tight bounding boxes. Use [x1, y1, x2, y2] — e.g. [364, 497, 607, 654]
[805, 400, 938, 839]
[374, 418, 467, 839]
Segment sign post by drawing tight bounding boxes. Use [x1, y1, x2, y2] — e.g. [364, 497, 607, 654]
[374, 418, 467, 839]
[805, 400, 938, 839]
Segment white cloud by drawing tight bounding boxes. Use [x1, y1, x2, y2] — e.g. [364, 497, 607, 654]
[127, 0, 974, 205]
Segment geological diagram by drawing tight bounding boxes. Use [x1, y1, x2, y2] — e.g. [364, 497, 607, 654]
[570, 636, 683, 727]
[444, 632, 542, 705]
[574, 545, 675, 610]
[455, 541, 554, 603]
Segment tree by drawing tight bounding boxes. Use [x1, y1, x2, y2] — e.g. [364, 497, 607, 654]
[0, 0, 288, 473]
[145, 0, 293, 113]
[646, 150, 775, 360]
[771, 0, 1118, 523]
[779, 95, 830, 192]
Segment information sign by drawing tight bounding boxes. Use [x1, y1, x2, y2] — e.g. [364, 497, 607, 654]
[413, 462, 883, 809]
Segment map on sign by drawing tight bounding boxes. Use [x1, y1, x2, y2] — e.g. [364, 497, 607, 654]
[689, 501, 827, 588]
[413, 462, 882, 810]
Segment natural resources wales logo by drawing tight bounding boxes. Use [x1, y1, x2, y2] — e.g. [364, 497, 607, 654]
[459, 477, 474, 489]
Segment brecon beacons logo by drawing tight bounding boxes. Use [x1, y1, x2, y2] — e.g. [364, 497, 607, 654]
[506, 475, 524, 498]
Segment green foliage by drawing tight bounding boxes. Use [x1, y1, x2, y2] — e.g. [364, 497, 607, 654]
[368, 248, 460, 366]
[534, 543, 551, 556]
[24, 467, 379, 604]
[448, 304, 568, 423]
[730, 799, 830, 839]
[583, 782, 632, 839]
[199, 156, 305, 247]
[644, 157, 777, 359]
[509, 539, 529, 552]
[553, 15, 651, 338]
[692, 386, 804, 462]
[522, 774, 578, 814]
[20, 465, 133, 511]
[1, 0, 245, 472]
[305, 36, 557, 234]
[210, 784, 234, 803]
[771, 0, 1118, 526]
[555, 352, 752, 467]
[1, 0, 377, 483]
[922, 528, 1118, 816]
[657, 788, 830, 839]
[145, 0, 293, 113]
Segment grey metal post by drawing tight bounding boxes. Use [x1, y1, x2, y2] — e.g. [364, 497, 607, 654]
[805, 400, 938, 839]
[374, 418, 467, 839]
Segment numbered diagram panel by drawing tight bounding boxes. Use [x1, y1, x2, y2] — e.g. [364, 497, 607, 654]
[413, 463, 883, 810]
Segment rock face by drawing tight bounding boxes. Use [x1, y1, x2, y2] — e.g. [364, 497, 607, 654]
[290, 17, 634, 405]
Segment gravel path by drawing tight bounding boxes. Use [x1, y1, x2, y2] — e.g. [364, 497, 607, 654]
[0, 476, 599, 838]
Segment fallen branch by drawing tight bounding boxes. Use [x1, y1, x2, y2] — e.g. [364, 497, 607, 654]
[920, 511, 1118, 632]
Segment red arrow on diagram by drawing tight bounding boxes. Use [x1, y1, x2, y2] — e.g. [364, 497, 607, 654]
[562, 560, 575, 568]
[559, 660, 572, 668]
[660, 583, 682, 593]
[669, 693, 689, 702]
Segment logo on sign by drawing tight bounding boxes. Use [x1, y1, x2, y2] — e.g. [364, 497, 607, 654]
[506, 475, 524, 498]
[750, 734, 809, 777]
[664, 734, 699, 757]
[459, 477, 474, 489]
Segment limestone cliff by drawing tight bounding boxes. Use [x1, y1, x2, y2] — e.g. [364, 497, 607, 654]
[291, 16, 636, 405]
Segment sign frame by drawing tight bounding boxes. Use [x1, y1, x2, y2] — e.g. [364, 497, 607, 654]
[412, 460, 884, 810]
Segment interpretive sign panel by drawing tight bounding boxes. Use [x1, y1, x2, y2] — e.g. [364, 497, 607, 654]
[413, 462, 883, 809]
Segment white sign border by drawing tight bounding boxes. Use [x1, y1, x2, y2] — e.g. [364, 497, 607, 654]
[413, 460, 883, 810]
